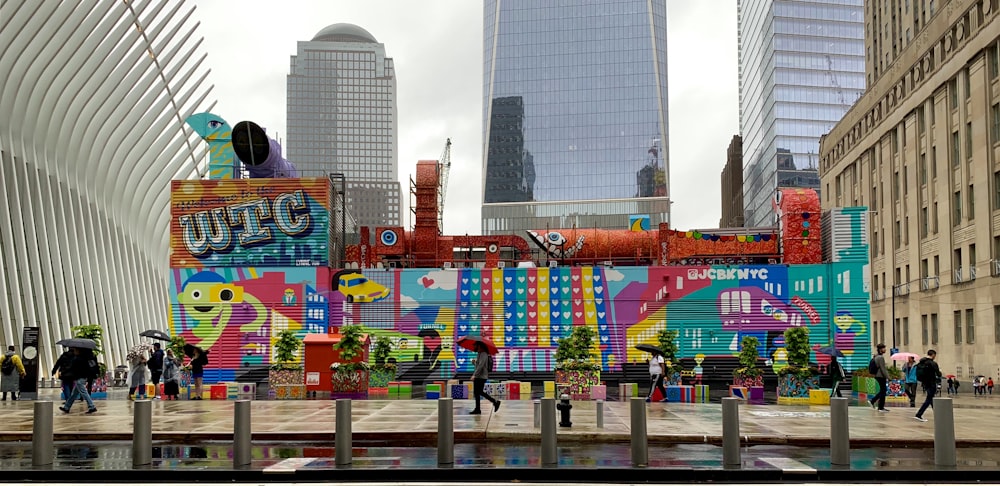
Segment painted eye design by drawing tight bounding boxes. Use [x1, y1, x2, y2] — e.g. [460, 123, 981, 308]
[191, 290, 202, 300]
[208, 120, 223, 130]
[546, 232, 567, 245]
[380, 229, 398, 246]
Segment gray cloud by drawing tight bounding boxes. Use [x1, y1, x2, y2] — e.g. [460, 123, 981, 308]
[193, 0, 738, 235]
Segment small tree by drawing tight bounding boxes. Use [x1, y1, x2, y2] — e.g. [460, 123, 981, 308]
[332, 325, 368, 373]
[169, 335, 187, 367]
[779, 326, 817, 380]
[71, 324, 105, 375]
[271, 330, 303, 371]
[372, 336, 394, 367]
[656, 329, 683, 373]
[734, 335, 762, 379]
[554, 326, 600, 371]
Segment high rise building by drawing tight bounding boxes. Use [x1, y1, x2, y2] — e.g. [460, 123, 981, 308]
[287, 23, 401, 233]
[720, 135, 745, 227]
[739, 0, 865, 227]
[821, 0, 1000, 379]
[0, 1, 210, 373]
[481, 0, 670, 236]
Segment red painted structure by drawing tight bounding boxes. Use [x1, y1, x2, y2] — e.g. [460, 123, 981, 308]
[341, 156, 822, 268]
[303, 329, 370, 395]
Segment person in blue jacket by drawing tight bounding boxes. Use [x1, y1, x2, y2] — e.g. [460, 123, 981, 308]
[903, 356, 918, 407]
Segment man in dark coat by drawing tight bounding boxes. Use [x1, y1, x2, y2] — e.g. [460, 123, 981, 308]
[914, 349, 942, 422]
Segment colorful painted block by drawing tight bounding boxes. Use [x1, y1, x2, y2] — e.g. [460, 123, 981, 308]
[237, 393, 255, 401]
[665, 385, 683, 402]
[748, 386, 765, 404]
[331, 370, 369, 394]
[507, 382, 521, 400]
[485, 382, 507, 399]
[239, 383, 257, 396]
[520, 382, 531, 399]
[554, 370, 600, 395]
[590, 384, 607, 400]
[543, 381, 555, 398]
[678, 385, 694, 403]
[368, 368, 395, 389]
[397, 381, 412, 399]
[210, 384, 227, 400]
[694, 384, 710, 403]
[450, 383, 470, 399]
[729, 385, 749, 400]
[368, 387, 389, 398]
[809, 389, 831, 405]
[273, 384, 307, 400]
[427, 383, 441, 399]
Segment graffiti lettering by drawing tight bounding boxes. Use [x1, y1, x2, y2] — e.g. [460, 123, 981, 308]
[687, 268, 769, 281]
[179, 190, 311, 256]
[792, 296, 821, 324]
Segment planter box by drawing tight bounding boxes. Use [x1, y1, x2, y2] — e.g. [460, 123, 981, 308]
[269, 369, 304, 386]
[732, 375, 763, 388]
[272, 384, 306, 400]
[554, 370, 600, 398]
[777, 374, 820, 399]
[368, 368, 395, 389]
[331, 369, 369, 398]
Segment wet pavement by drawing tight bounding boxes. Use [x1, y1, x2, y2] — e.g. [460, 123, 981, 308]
[1, 388, 998, 481]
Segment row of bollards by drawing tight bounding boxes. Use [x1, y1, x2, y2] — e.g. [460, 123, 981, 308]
[27, 395, 960, 469]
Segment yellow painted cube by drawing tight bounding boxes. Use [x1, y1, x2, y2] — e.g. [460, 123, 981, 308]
[808, 389, 831, 405]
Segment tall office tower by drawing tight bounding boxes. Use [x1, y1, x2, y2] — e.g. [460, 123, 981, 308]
[482, 0, 670, 235]
[739, 0, 865, 227]
[287, 23, 401, 233]
[0, 1, 211, 374]
[821, 0, 1000, 380]
[720, 135, 745, 227]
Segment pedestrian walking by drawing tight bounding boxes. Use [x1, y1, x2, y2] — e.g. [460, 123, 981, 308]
[646, 349, 668, 402]
[51, 348, 74, 401]
[903, 356, 918, 407]
[914, 350, 941, 422]
[828, 355, 846, 397]
[469, 341, 500, 414]
[189, 347, 208, 400]
[946, 377, 954, 395]
[0, 345, 26, 401]
[127, 347, 149, 400]
[148, 342, 164, 399]
[60, 347, 98, 414]
[989, 377, 994, 395]
[868, 343, 890, 412]
[161, 349, 181, 400]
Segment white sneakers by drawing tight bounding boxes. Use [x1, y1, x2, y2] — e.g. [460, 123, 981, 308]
[913, 416, 928, 422]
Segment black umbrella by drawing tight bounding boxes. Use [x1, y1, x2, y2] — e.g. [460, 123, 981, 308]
[139, 329, 171, 341]
[818, 346, 845, 358]
[635, 343, 664, 355]
[183, 343, 204, 358]
[55, 338, 97, 350]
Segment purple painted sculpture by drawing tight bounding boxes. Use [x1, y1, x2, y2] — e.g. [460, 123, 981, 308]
[231, 121, 298, 178]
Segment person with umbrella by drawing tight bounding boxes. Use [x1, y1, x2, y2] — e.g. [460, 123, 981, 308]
[51, 347, 75, 402]
[184, 344, 209, 400]
[637, 344, 667, 403]
[457, 336, 500, 415]
[126, 344, 150, 400]
[60, 346, 98, 414]
[903, 356, 919, 407]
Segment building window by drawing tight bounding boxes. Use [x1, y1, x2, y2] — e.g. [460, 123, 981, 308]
[991, 45, 1000, 79]
[954, 310, 963, 344]
[922, 314, 929, 345]
[966, 308, 975, 344]
[970, 244, 977, 271]
[969, 185, 975, 219]
[954, 191, 962, 225]
[931, 146, 937, 178]
[902, 317, 910, 346]
[931, 313, 939, 344]
[934, 255, 940, 276]
[933, 202, 939, 233]
[895, 221, 901, 249]
[965, 69, 972, 100]
[967, 122, 973, 160]
[920, 207, 928, 237]
[952, 131, 961, 167]
[950, 79, 959, 109]
[921, 258, 929, 278]
[993, 104, 1000, 143]
[994, 306, 1000, 343]
[920, 153, 927, 184]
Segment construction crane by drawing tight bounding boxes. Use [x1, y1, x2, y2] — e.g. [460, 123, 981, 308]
[437, 138, 452, 233]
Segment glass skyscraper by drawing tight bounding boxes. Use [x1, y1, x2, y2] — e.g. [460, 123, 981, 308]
[287, 23, 401, 232]
[739, 0, 865, 227]
[482, 0, 670, 235]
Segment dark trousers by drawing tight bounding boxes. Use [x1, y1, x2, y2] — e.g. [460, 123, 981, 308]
[905, 382, 918, 406]
[916, 383, 936, 418]
[648, 373, 666, 400]
[60, 379, 73, 402]
[473, 378, 496, 411]
[150, 370, 162, 394]
[831, 379, 843, 397]
[870, 377, 887, 409]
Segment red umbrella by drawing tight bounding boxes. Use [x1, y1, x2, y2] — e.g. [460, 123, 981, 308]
[456, 335, 498, 355]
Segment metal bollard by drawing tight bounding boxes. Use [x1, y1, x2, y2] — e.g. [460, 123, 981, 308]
[132, 400, 152, 467]
[437, 397, 454, 466]
[629, 397, 647, 467]
[596, 399, 604, 428]
[233, 400, 251, 468]
[533, 400, 541, 428]
[829, 397, 850, 466]
[933, 397, 956, 466]
[540, 397, 557, 466]
[722, 397, 741, 467]
[335, 399, 352, 466]
[32, 401, 53, 467]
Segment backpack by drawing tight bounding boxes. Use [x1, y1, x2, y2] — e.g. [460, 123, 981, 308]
[487, 354, 496, 372]
[915, 358, 931, 383]
[868, 357, 879, 375]
[1, 356, 14, 375]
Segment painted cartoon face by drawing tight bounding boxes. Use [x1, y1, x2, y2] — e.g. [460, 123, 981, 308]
[525, 230, 586, 258]
[695, 353, 705, 366]
[834, 311, 859, 332]
[179, 282, 244, 321]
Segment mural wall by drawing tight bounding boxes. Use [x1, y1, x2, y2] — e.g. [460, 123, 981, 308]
[167, 263, 869, 383]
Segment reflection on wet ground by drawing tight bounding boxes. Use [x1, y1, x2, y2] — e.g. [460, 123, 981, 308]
[1, 441, 998, 471]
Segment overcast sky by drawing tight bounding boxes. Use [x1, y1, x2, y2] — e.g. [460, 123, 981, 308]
[193, 0, 739, 235]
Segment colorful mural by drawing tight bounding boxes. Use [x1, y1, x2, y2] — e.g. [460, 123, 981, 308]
[168, 266, 331, 382]
[166, 262, 869, 383]
[170, 178, 333, 268]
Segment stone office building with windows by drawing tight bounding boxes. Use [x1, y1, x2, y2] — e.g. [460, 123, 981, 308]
[820, 0, 1000, 378]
